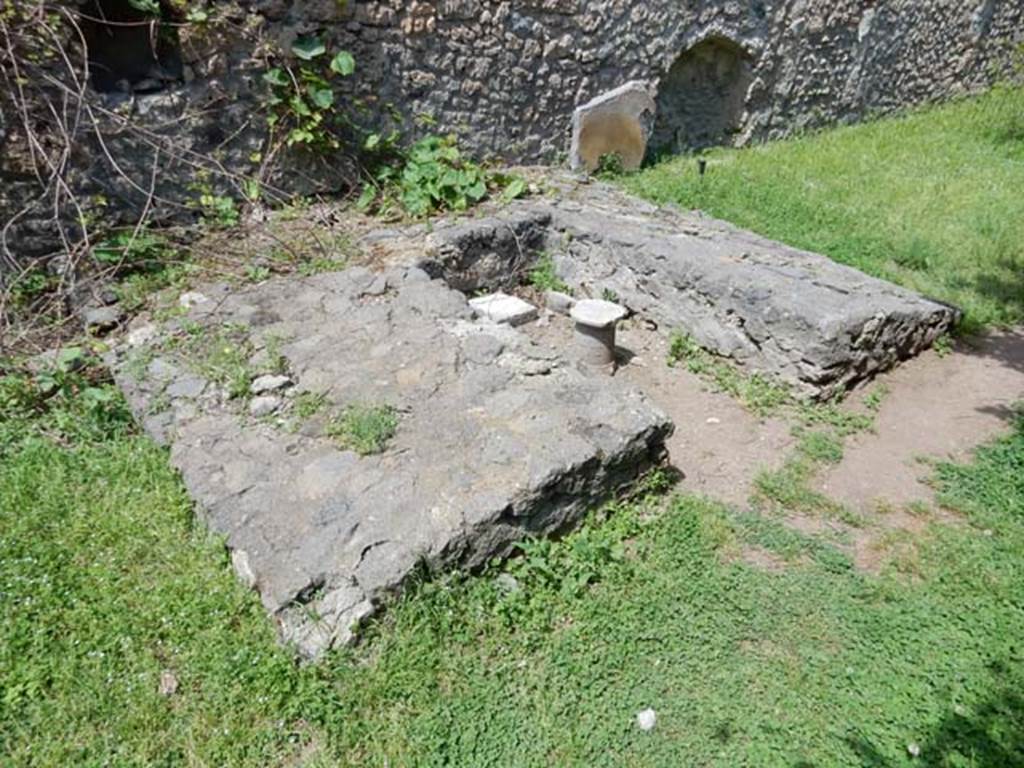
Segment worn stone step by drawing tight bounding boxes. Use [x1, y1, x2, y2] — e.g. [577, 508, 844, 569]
[108, 267, 672, 658]
[416, 182, 959, 398]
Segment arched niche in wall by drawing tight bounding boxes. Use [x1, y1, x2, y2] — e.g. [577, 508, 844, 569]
[80, 0, 183, 93]
[649, 36, 754, 158]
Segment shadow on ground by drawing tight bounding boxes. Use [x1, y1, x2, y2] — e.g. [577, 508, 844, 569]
[963, 325, 1024, 385]
[963, 326, 1024, 429]
[844, 661, 1024, 767]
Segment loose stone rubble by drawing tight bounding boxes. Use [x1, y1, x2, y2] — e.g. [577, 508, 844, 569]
[109, 267, 672, 658]
[415, 182, 960, 398]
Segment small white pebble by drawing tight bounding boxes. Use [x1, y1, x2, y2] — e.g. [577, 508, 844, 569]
[249, 395, 282, 418]
[636, 708, 657, 732]
[178, 291, 209, 309]
[158, 670, 178, 697]
[706, 417, 721, 425]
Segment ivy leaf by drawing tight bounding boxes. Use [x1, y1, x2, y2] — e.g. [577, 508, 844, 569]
[364, 133, 381, 151]
[56, 347, 85, 372]
[329, 51, 356, 76]
[262, 68, 289, 88]
[466, 179, 488, 201]
[308, 85, 335, 110]
[501, 177, 527, 202]
[291, 35, 326, 61]
[127, 0, 161, 15]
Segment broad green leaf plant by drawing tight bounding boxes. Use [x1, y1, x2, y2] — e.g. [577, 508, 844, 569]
[263, 35, 358, 150]
[359, 135, 528, 218]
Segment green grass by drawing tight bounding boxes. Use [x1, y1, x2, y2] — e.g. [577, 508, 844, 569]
[624, 86, 1024, 331]
[668, 331, 791, 416]
[4, 92, 1024, 764]
[3, 362, 1023, 764]
[326, 403, 398, 455]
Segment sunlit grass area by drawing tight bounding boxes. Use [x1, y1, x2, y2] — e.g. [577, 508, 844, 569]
[623, 86, 1024, 332]
[2, 374, 1022, 765]
[3, 88, 1024, 766]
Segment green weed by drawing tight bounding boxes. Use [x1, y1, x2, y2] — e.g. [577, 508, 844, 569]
[528, 253, 572, 294]
[173, 325, 254, 400]
[594, 151, 626, 179]
[934, 333, 955, 358]
[668, 331, 791, 416]
[797, 430, 845, 464]
[862, 384, 889, 413]
[326, 403, 398, 455]
[286, 390, 329, 434]
[0, 349, 132, 455]
[359, 134, 527, 218]
[263, 36, 356, 151]
[796, 399, 875, 437]
[297, 256, 346, 276]
[244, 264, 271, 283]
[6, 268, 55, 309]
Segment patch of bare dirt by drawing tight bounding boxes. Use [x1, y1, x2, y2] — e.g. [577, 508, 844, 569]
[523, 315, 796, 506]
[617, 326, 796, 506]
[734, 545, 790, 573]
[527, 313, 1022, 574]
[817, 329, 1024, 512]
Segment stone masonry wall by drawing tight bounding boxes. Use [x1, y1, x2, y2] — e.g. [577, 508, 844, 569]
[2, 0, 1021, 273]
[322, 0, 1023, 162]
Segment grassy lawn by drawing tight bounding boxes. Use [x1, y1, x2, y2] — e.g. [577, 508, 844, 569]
[2, 367, 1023, 766]
[3, 90, 1024, 766]
[623, 85, 1024, 332]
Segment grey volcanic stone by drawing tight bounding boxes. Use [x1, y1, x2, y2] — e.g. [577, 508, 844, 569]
[405, 182, 959, 398]
[545, 290, 576, 316]
[251, 374, 291, 395]
[83, 304, 124, 334]
[569, 81, 657, 172]
[108, 266, 672, 659]
[422, 209, 552, 292]
[543, 187, 960, 397]
[249, 396, 282, 418]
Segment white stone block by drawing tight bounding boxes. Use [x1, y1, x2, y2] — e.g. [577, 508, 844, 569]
[469, 292, 539, 326]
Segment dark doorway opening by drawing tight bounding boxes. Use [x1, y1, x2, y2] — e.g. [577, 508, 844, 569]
[80, 0, 182, 93]
[649, 37, 754, 158]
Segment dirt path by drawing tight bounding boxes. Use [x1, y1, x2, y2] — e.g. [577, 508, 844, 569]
[528, 315, 1024, 568]
[612, 324, 795, 506]
[529, 317, 797, 506]
[816, 329, 1024, 512]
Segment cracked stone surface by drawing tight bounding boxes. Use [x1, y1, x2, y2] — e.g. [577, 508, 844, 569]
[410, 182, 959, 398]
[108, 266, 672, 658]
